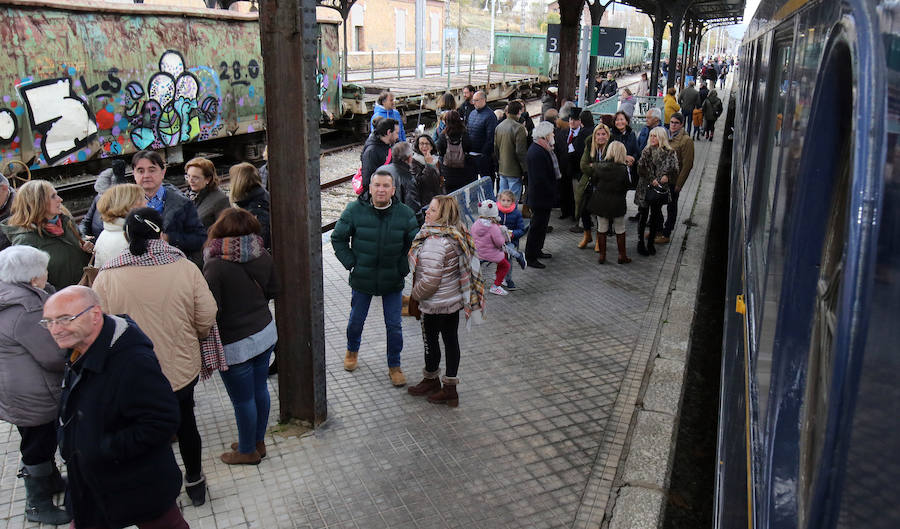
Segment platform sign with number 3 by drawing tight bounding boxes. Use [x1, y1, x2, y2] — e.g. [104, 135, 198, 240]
[590, 26, 627, 57]
[546, 24, 561, 53]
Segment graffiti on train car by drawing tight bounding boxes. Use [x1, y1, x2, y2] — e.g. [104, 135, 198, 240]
[0, 49, 264, 168]
[0, 108, 17, 144]
[20, 78, 99, 164]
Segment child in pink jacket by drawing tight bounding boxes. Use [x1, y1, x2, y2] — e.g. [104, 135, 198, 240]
[470, 200, 511, 295]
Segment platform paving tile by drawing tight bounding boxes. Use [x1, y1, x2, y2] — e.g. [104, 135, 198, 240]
[0, 180, 703, 527]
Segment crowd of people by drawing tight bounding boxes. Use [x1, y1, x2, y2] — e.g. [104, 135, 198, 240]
[331, 77, 710, 409]
[0, 150, 278, 527]
[0, 67, 719, 526]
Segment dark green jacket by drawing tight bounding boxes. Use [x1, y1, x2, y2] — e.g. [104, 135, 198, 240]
[1, 215, 90, 289]
[331, 197, 419, 296]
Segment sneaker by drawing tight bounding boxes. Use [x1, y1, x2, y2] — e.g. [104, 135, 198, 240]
[489, 285, 509, 296]
[505, 280, 517, 291]
[515, 252, 527, 270]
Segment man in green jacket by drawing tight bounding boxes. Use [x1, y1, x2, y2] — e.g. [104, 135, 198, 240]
[494, 100, 528, 202]
[331, 170, 420, 387]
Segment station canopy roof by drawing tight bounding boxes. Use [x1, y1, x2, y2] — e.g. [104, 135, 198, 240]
[618, 0, 745, 28]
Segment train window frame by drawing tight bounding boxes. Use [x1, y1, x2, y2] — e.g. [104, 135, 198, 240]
[746, 25, 799, 436]
[760, 20, 860, 528]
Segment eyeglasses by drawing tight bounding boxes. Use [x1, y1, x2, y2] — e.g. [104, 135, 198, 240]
[184, 174, 205, 182]
[39, 305, 95, 329]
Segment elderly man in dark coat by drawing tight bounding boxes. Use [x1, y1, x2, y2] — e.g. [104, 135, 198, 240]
[45, 286, 188, 529]
[524, 121, 560, 269]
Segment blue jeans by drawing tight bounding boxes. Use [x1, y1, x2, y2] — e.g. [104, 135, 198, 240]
[498, 175, 523, 203]
[219, 346, 274, 454]
[504, 241, 521, 283]
[346, 289, 403, 367]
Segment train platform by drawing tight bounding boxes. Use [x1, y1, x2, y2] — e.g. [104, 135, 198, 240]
[0, 92, 729, 529]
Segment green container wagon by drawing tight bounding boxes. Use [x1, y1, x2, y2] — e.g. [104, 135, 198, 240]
[492, 32, 559, 78]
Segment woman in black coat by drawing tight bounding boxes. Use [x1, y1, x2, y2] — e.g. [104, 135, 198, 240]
[435, 110, 475, 193]
[203, 209, 278, 465]
[609, 111, 641, 167]
[229, 163, 271, 250]
[586, 141, 631, 264]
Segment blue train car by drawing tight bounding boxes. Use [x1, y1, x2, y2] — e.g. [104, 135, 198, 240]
[717, 0, 900, 527]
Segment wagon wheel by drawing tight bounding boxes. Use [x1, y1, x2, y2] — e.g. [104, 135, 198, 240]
[2, 160, 32, 189]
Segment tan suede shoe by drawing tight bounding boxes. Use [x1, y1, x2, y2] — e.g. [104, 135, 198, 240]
[344, 350, 358, 371]
[389, 367, 406, 387]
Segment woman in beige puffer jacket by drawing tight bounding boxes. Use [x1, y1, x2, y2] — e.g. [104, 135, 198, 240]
[407, 196, 475, 407]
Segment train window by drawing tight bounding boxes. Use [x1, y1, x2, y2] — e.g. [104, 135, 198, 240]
[750, 38, 793, 420]
[797, 40, 853, 529]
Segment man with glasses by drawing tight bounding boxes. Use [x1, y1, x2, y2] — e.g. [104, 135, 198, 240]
[43, 286, 189, 529]
[659, 112, 695, 244]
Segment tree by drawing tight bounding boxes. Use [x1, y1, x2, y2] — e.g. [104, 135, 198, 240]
[557, 0, 586, 106]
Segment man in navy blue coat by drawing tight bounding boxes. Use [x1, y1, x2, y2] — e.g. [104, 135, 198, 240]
[44, 286, 188, 529]
[466, 90, 498, 180]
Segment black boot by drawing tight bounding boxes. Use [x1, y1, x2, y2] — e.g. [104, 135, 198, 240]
[19, 462, 71, 525]
[49, 465, 66, 495]
[637, 238, 649, 256]
[185, 473, 207, 507]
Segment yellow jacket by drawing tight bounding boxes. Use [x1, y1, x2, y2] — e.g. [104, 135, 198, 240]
[664, 94, 681, 124]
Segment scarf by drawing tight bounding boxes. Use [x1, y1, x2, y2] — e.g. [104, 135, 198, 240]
[204, 234, 265, 263]
[409, 224, 485, 324]
[497, 202, 515, 214]
[44, 215, 64, 237]
[538, 139, 562, 181]
[101, 238, 185, 270]
[98, 238, 228, 380]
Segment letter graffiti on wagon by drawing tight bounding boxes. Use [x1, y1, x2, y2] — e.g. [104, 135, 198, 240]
[20, 78, 98, 164]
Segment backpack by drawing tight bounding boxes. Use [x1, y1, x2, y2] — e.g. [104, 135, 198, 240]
[443, 137, 466, 168]
[692, 108, 703, 127]
[352, 147, 392, 195]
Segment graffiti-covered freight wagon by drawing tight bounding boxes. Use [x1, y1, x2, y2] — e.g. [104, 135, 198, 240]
[0, 0, 343, 180]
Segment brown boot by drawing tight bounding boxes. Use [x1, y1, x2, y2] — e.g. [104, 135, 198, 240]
[230, 440, 266, 458]
[594, 231, 602, 252]
[343, 350, 358, 371]
[427, 376, 459, 407]
[616, 233, 632, 264]
[220, 449, 261, 465]
[389, 366, 407, 387]
[597, 234, 607, 264]
[408, 370, 441, 396]
[577, 230, 593, 249]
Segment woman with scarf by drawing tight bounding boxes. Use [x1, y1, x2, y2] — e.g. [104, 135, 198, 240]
[576, 123, 611, 252]
[0, 180, 92, 289]
[203, 209, 277, 465]
[185, 157, 230, 229]
[635, 128, 680, 256]
[407, 196, 485, 407]
[93, 207, 217, 507]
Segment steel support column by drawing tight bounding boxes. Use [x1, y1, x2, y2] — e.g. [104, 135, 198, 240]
[666, 11, 683, 90]
[260, 0, 327, 426]
[648, 9, 666, 97]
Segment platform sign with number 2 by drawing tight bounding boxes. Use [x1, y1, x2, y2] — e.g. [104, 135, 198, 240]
[591, 26, 627, 57]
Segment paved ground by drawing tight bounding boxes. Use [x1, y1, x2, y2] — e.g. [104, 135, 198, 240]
[0, 135, 721, 529]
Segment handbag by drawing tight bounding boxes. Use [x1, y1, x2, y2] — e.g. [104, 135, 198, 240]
[407, 296, 421, 320]
[78, 253, 99, 287]
[645, 183, 671, 206]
